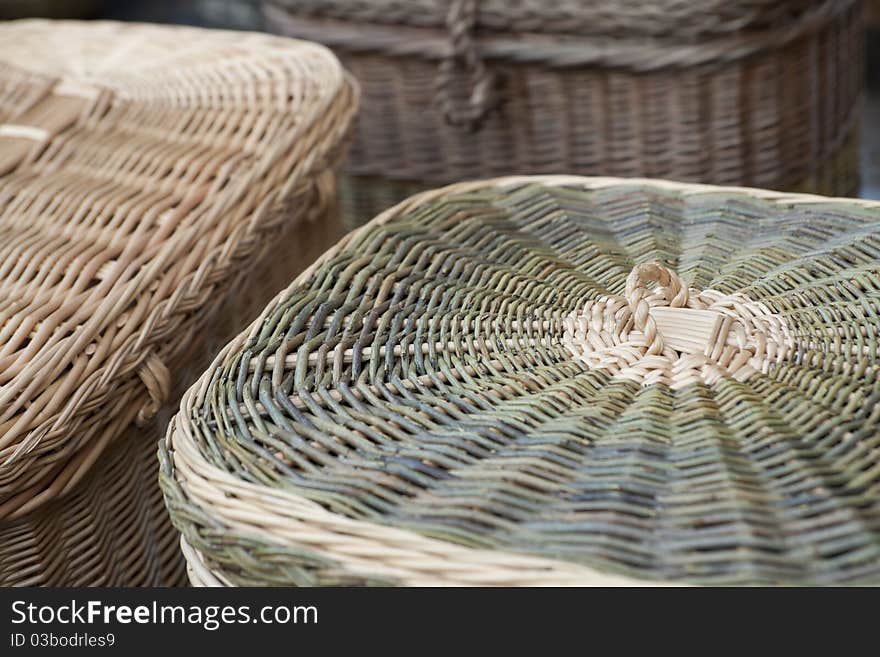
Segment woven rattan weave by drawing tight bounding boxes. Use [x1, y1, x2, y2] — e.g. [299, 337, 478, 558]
[265, 0, 865, 227]
[162, 176, 880, 586]
[0, 19, 356, 586]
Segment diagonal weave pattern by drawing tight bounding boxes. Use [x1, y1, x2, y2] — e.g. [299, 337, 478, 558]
[162, 177, 880, 586]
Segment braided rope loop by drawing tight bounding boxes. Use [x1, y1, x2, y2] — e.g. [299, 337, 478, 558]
[135, 352, 171, 427]
[436, 0, 499, 130]
[624, 262, 690, 354]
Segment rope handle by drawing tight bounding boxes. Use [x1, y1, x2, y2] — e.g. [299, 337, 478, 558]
[436, 0, 499, 131]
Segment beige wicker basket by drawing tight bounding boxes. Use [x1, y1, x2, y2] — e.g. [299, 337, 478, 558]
[0, 19, 356, 586]
[162, 175, 880, 586]
[265, 0, 865, 227]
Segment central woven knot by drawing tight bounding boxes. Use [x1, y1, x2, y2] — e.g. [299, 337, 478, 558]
[563, 262, 791, 387]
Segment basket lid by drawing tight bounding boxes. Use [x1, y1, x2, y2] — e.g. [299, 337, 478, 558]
[0, 20, 355, 520]
[270, 0, 838, 40]
[164, 176, 880, 586]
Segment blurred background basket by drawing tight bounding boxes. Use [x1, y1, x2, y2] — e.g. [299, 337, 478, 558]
[0, 0, 103, 20]
[0, 19, 356, 585]
[161, 175, 880, 586]
[265, 0, 866, 227]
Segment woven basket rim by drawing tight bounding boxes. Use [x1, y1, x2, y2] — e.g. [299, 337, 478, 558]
[267, 0, 842, 40]
[264, 0, 858, 70]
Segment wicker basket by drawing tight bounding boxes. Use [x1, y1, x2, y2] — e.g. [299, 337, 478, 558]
[161, 175, 880, 586]
[264, 0, 865, 227]
[0, 19, 356, 586]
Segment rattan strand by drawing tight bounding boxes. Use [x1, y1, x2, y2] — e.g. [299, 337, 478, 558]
[161, 176, 880, 586]
[0, 19, 357, 586]
[265, 0, 864, 226]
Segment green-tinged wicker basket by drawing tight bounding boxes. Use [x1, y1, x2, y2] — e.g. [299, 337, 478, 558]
[264, 0, 865, 228]
[161, 176, 880, 586]
[0, 19, 356, 586]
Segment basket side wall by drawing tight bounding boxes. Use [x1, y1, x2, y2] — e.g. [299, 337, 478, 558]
[0, 167, 345, 586]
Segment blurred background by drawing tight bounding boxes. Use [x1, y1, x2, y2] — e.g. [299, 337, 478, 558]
[2, 0, 879, 199]
[865, 1, 879, 197]
[0, 1, 265, 36]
